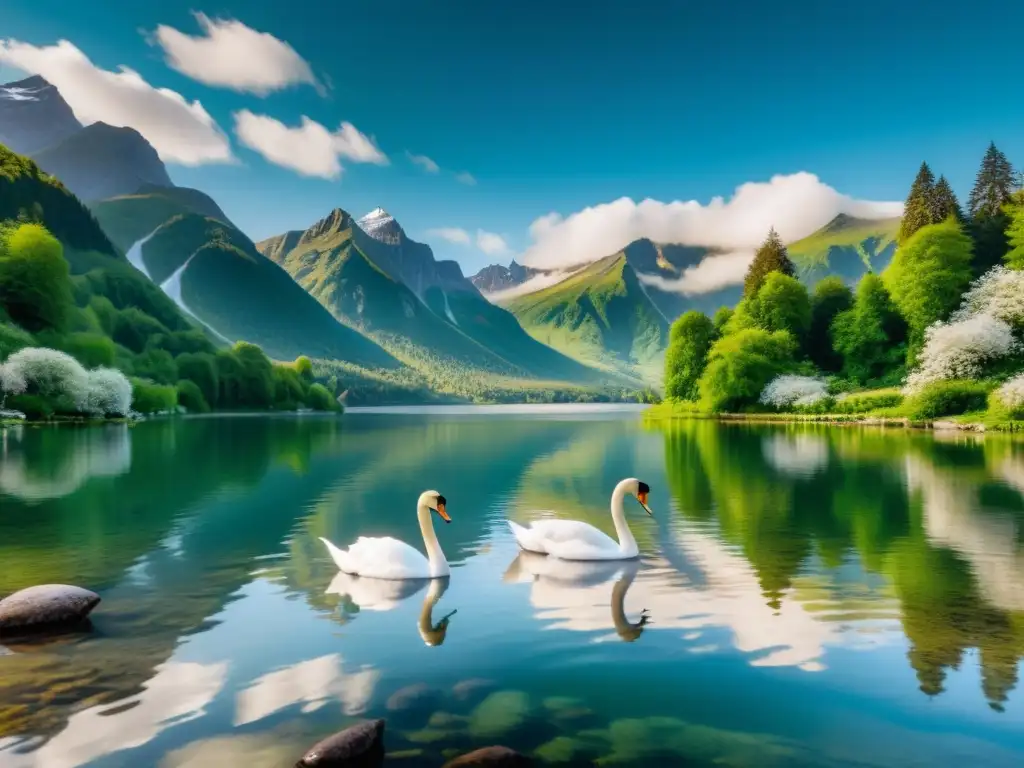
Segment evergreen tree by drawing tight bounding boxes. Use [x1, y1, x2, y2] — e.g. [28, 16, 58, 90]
[743, 227, 794, 298]
[968, 142, 1015, 219]
[929, 176, 963, 223]
[898, 162, 936, 244]
[831, 274, 906, 384]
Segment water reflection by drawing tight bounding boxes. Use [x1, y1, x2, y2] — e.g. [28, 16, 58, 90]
[1, 413, 1024, 767]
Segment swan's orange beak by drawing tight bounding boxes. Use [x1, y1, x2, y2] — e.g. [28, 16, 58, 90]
[436, 502, 451, 523]
[637, 491, 653, 516]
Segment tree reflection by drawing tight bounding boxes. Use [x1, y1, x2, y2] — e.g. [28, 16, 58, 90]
[658, 421, 1024, 710]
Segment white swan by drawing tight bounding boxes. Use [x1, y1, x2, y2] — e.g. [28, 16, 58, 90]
[320, 490, 451, 579]
[508, 477, 653, 561]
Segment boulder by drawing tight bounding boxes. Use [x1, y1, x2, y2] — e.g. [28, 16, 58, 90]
[296, 719, 385, 767]
[0, 584, 100, 636]
[442, 746, 532, 767]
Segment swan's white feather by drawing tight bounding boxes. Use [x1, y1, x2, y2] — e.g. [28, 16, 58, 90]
[320, 535, 433, 579]
[509, 519, 622, 560]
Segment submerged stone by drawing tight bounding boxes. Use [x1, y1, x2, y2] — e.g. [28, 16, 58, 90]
[296, 719, 385, 767]
[442, 746, 532, 767]
[0, 584, 100, 636]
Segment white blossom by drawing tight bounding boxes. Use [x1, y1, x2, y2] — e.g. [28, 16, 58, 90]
[950, 266, 1024, 326]
[2, 347, 90, 411]
[759, 375, 829, 408]
[85, 367, 133, 416]
[0, 361, 28, 407]
[903, 314, 1017, 394]
[995, 373, 1024, 411]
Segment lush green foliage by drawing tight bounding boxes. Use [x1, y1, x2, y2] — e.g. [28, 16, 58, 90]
[884, 218, 974, 346]
[664, 311, 716, 400]
[59, 332, 115, 368]
[930, 176, 963, 223]
[0, 322, 34, 359]
[743, 227, 795, 298]
[904, 379, 990, 420]
[0, 222, 74, 332]
[899, 162, 936, 244]
[697, 328, 796, 412]
[306, 382, 337, 412]
[131, 378, 178, 414]
[808, 277, 853, 372]
[743, 273, 811, 341]
[830, 274, 907, 384]
[175, 378, 210, 413]
[1005, 192, 1024, 270]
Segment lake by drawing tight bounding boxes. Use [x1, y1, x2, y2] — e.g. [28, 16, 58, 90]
[1, 407, 1023, 767]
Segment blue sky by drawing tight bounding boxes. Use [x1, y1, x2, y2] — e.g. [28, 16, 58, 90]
[2, 0, 1023, 274]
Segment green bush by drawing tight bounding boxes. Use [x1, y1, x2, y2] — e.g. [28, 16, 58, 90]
[88, 295, 119, 335]
[61, 332, 115, 368]
[905, 380, 989, 420]
[0, 322, 34, 359]
[175, 379, 210, 413]
[697, 328, 797, 413]
[130, 378, 178, 414]
[832, 391, 904, 414]
[176, 352, 219, 407]
[293, 355, 314, 381]
[5, 393, 52, 419]
[307, 383, 339, 412]
[272, 364, 307, 409]
[987, 390, 1024, 421]
[664, 311, 716, 400]
[132, 348, 178, 384]
[113, 307, 170, 353]
[0, 222, 74, 332]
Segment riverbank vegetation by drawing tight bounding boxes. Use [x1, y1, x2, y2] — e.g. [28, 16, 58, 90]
[653, 143, 1024, 431]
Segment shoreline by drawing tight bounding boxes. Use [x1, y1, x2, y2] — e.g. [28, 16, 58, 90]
[641, 402, 1022, 433]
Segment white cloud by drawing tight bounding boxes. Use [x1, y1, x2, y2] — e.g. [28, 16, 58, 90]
[520, 172, 902, 271]
[455, 171, 477, 186]
[407, 151, 440, 173]
[638, 251, 755, 296]
[151, 12, 321, 95]
[232, 110, 386, 179]
[428, 227, 471, 244]
[476, 230, 510, 255]
[0, 39, 232, 165]
[487, 270, 576, 302]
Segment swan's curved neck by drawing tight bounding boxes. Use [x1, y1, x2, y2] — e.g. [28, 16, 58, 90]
[611, 483, 639, 557]
[418, 503, 450, 577]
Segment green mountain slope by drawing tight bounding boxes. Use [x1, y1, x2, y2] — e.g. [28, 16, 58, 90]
[787, 214, 900, 285]
[0, 141, 202, 338]
[90, 185, 235, 251]
[101, 203, 399, 367]
[259, 209, 606, 383]
[501, 253, 668, 381]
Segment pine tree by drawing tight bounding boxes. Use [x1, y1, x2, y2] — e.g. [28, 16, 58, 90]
[742, 227, 794, 298]
[968, 142, 1015, 219]
[929, 175, 963, 223]
[898, 162, 935, 244]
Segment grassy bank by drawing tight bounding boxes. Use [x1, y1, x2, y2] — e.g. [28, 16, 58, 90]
[642, 399, 1023, 432]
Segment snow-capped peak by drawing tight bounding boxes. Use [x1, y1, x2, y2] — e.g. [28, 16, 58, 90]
[356, 207, 403, 244]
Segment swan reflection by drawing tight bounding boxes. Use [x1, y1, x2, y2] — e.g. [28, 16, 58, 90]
[325, 573, 456, 646]
[503, 552, 649, 642]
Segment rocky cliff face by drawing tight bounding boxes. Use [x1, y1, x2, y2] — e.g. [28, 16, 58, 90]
[0, 75, 82, 156]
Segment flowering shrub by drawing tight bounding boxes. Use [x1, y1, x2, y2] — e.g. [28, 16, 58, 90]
[0, 360, 27, 408]
[950, 266, 1024, 327]
[85, 367, 133, 416]
[993, 373, 1024, 418]
[906, 379, 990, 420]
[759, 374, 829, 409]
[2, 347, 89, 411]
[903, 314, 1016, 394]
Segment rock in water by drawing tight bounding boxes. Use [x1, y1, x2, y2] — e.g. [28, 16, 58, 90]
[296, 719, 385, 767]
[0, 585, 100, 635]
[443, 746, 532, 767]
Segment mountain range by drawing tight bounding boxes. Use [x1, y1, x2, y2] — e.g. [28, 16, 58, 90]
[0, 73, 901, 396]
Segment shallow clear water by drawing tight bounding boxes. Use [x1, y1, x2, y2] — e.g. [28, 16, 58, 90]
[1, 408, 1024, 767]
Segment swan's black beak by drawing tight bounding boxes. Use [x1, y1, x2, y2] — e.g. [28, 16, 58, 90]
[637, 491, 653, 516]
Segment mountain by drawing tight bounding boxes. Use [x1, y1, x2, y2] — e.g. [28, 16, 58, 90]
[90, 194, 398, 367]
[0, 75, 82, 156]
[31, 122, 174, 202]
[787, 214, 900, 285]
[257, 208, 603, 382]
[500, 252, 669, 380]
[470, 259, 533, 292]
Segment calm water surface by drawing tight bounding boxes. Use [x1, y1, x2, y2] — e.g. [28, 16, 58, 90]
[1, 407, 1024, 767]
